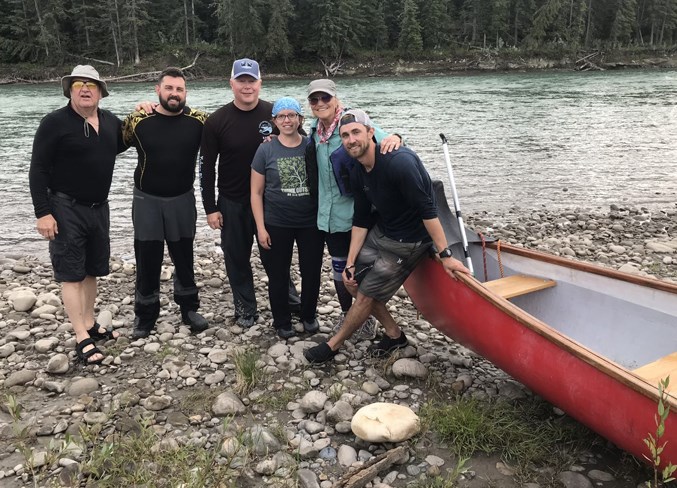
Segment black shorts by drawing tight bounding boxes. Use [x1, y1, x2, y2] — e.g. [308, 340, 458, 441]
[49, 195, 110, 282]
[325, 230, 351, 257]
[355, 226, 432, 303]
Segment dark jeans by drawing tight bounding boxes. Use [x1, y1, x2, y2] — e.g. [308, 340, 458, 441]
[259, 225, 325, 329]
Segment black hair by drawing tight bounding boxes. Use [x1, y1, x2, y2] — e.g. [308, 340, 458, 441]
[158, 67, 185, 84]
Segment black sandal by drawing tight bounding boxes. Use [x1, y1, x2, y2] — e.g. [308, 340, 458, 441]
[87, 322, 118, 341]
[75, 338, 104, 365]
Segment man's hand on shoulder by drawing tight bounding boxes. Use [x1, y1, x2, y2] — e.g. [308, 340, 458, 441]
[36, 214, 58, 240]
[135, 101, 157, 114]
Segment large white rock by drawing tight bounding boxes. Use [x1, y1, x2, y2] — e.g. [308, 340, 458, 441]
[37, 292, 62, 308]
[351, 402, 420, 443]
[9, 289, 37, 312]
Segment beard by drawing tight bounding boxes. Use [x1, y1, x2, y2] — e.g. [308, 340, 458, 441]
[159, 94, 186, 113]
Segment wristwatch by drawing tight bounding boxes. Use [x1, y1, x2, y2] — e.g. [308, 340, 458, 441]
[438, 248, 453, 259]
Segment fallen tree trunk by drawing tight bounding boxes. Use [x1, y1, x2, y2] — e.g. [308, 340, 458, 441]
[107, 53, 201, 82]
[333, 446, 407, 488]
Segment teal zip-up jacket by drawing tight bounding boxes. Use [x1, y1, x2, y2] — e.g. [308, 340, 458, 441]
[308, 112, 388, 233]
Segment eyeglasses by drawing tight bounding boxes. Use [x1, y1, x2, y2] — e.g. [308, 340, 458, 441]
[71, 80, 99, 91]
[273, 113, 300, 121]
[308, 94, 333, 106]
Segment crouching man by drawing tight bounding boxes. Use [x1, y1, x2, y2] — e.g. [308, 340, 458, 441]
[304, 109, 470, 365]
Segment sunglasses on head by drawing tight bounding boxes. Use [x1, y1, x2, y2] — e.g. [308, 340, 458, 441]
[308, 93, 333, 106]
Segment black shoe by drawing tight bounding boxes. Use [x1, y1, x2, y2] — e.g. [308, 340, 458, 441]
[368, 331, 408, 358]
[302, 318, 319, 333]
[303, 342, 338, 365]
[276, 325, 296, 339]
[131, 316, 154, 339]
[182, 310, 208, 333]
[235, 316, 256, 328]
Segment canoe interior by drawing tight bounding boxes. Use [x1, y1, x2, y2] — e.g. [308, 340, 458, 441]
[471, 245, 677, 372]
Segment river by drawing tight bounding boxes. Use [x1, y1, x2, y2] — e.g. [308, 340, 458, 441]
[1, 70, 676, 259]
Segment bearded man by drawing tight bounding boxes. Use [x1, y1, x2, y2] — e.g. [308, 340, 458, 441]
[122, 67, 209, 338]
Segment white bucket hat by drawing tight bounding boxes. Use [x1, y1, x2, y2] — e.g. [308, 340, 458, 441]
[61, 65, 109, 98]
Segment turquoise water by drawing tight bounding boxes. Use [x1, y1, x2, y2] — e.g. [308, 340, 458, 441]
[1, 70, 676, 258]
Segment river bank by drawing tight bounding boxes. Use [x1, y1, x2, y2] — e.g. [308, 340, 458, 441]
[1, 48, 677, 85]
[1, 205, 674, 487]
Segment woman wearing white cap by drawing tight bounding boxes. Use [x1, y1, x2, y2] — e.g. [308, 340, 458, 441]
[251, 97, 324, 339]
[305, 79, 401, 340]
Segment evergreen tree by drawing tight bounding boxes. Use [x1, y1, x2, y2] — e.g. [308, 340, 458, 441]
[610, 0, 638, 42]
[399, 0, 423, 52]
[419, 0, 453, 49]
[361, 0, 389, 51]
[264, 0, 294, 64]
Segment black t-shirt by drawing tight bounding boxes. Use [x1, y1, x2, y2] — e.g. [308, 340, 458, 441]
[122, 107, 207, 197]
[29, 103, 125, 218]
[351, 145, 438, 243]
[199, 100, 273, 212]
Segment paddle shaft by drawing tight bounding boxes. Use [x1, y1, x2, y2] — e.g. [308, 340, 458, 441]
[439, 134, 474, 274]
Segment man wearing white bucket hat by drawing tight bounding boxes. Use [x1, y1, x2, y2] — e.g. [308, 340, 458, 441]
[29, 65, 126, 366]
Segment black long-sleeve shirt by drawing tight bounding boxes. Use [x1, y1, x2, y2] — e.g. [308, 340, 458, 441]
[122, 107, 207, 197]
[351, 145, 438, 243]
[199, 100, 273, 212]
[29, 103, 125, 218]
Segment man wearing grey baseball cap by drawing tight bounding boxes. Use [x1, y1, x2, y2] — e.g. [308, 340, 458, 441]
[304, 109, 470, 365]
[29, 65, 127, 366]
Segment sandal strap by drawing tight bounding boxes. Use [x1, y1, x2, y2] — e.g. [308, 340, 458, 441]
[76, 338, 103, 363]
[87, 322, 115, 340]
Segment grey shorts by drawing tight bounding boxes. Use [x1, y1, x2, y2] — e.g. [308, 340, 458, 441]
[354, 226, 432, 303]
[49, 195, 110, 282]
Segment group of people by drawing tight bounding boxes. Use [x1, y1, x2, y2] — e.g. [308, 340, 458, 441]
[28, 59, 469, 367]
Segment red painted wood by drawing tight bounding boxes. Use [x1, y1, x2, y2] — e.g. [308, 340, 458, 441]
[404, 257, 677, 467]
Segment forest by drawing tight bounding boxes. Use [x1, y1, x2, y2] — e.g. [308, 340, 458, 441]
[1, 0, 675, 76]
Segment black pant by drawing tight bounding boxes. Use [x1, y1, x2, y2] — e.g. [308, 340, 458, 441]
[259, 225, 325, 329]
[133, 189, 198, 324]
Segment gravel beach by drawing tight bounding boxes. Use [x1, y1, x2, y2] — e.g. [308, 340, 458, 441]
[0, 204, 675, 488]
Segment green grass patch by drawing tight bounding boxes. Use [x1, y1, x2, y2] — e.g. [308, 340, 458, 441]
[421, 397, 598, 473]
[233, 348, 264, 396]
[79, 422, 238, 487]
[179, 387, 220, 416]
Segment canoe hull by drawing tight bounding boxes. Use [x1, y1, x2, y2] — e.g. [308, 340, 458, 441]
[404, 250, 677, 466]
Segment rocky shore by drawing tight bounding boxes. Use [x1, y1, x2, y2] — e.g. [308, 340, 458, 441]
[0, 204, 675, 488]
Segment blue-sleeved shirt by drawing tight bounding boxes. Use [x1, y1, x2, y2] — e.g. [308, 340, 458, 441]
[351, 145, 437, 243]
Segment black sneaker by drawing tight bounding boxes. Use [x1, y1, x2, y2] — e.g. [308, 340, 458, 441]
[302, 318, 319, 333]
[131, 316, 154, 339]
[304, 342, 338, 365]
[182, 310, 208, 333]
[368, 331, 408, 358]
[276, 325, 296, 339]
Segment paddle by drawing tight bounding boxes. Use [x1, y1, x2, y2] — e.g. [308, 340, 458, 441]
[439, 133, 474, 275]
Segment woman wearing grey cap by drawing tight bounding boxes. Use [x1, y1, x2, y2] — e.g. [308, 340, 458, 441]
[304, 79, 401, 340]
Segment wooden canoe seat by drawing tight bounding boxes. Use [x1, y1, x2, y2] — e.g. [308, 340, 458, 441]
[633, 353, 677, 393]
[484, 274, 556, 299]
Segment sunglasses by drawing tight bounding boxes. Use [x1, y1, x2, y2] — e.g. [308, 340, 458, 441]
[308, 94, 333, 106]
[345, 264, 373, 280]
[71, 80, 99, 91]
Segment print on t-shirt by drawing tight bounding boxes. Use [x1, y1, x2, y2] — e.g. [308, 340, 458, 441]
[277, 155, 309, 196]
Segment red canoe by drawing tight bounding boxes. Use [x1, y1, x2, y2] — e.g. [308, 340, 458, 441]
[405, 183, 677, 466]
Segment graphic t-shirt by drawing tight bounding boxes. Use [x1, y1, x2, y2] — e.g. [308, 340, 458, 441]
[251, 137, 317, 228]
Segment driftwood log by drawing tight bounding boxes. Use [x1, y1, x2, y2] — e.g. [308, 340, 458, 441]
[106, 53, 201, 82]
[333, 445, 407, 488]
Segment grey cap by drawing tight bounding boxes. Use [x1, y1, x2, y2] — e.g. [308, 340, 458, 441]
[307, 79, 337, 97]
[339, 109, 372, 128]
[61, 65, 109, 98]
